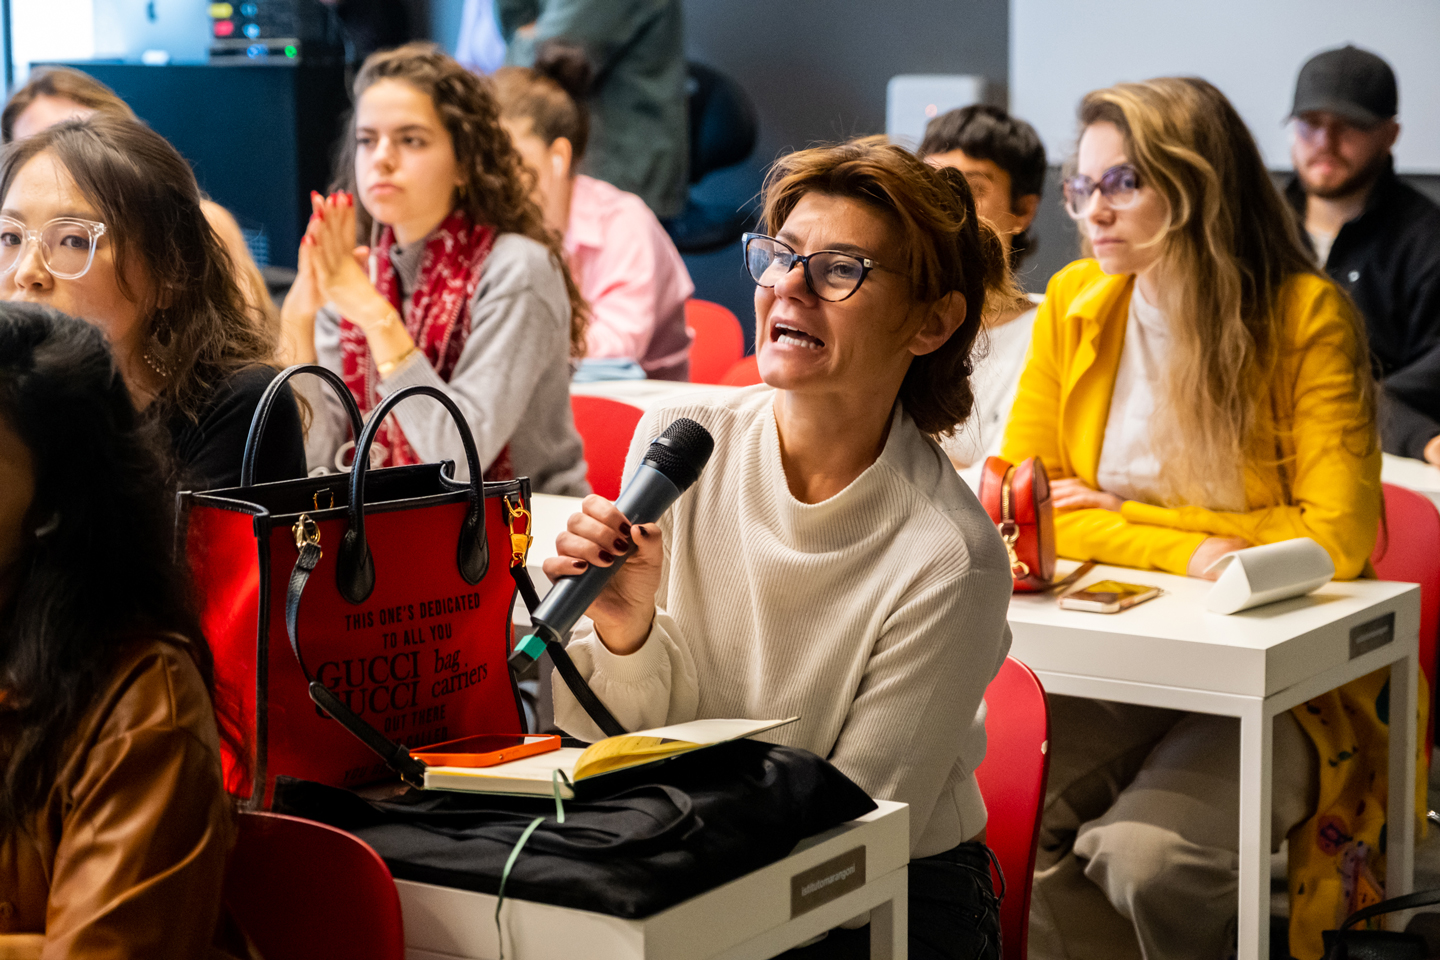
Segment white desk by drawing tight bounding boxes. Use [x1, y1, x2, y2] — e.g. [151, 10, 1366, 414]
[571, 380, 739, 411]
[518, 499, 1421, 960]
[1009, 561, 1420, 960]
[397, 799, 910, 960]
[1383, 452, 1440, 508]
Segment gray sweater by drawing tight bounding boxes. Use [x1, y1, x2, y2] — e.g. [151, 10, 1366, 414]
[299, 232, 590, 495]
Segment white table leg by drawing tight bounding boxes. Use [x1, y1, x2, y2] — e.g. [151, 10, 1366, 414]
[869, 865, 908, 960]
[1386, 650, 1417, 924]
[870, 897, 896, 960]
[1238, 700, 1274, 960]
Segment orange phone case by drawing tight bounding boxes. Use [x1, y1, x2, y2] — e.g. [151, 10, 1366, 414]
[411, 733, 561, 768]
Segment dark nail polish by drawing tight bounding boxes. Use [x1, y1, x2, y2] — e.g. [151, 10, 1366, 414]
[613, 538, 628, 553]
[598, 551, 614, 563]
[573, 560, 588, 570]
[619, 522, 632, 537]
[637, 526, 650, 538]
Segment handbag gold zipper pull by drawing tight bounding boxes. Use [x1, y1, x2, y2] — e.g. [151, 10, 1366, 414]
[998, 465, 1029, 578]
[505, 496, 532, 568]
[292, 514, 321, 558]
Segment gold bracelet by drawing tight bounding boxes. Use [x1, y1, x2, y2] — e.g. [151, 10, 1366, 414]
[377, 346, 420, 378]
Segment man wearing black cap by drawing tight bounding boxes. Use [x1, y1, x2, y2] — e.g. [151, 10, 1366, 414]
[1286, 44, 1440, 465]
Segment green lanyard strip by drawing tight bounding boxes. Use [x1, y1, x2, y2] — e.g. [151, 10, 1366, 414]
[494, 769, 573, 959]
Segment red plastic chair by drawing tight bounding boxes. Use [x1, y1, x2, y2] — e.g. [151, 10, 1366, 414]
[1371, 482, 1440, 755]
[685, 299, 745, 384]
[720, 354, 762, 386]
[975, 657, 1050, 960]
[224, 811, 405, 960]
[571, 395, 646, 500]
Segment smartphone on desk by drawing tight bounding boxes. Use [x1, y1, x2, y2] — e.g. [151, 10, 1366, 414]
[1059, 580, 1162, 614]
[411, 734, 561, 768]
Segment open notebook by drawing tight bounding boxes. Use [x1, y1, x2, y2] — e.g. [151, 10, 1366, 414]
[423, 717, 798, 798]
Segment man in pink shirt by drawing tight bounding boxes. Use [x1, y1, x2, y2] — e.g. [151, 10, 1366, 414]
[494, 48, 694, 380]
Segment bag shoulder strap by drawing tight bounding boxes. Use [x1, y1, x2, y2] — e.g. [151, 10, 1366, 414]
[1341, 887, 1440, 931]
[284, 513, 428, 786]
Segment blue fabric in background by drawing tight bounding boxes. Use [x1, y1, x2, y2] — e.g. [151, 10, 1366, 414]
[572, 358, 648, 383]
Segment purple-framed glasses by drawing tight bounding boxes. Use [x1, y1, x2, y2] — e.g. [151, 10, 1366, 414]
[1062, 164, 1142, 219]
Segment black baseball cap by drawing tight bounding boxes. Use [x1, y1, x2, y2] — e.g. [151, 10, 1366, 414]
[1291, 45, 1397, 125]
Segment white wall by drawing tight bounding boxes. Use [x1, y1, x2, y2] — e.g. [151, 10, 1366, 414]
[1010, 0, 1440, 173]
[12, 0, 95, 79]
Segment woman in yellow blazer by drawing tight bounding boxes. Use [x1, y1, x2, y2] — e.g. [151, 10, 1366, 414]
[1004, 78, 1393, 960]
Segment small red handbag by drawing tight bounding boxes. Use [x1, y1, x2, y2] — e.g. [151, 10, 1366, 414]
[979, 456, 1057, 592]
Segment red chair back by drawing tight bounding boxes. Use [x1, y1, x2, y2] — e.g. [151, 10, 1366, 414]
[225, 812, 404, 960]
[685, 299, 745, 384]
[975, 657, 1050, 960]
[1372, 482, 1440, 755]
[720, 354, 762, 386]
[571, 395, 646, 501]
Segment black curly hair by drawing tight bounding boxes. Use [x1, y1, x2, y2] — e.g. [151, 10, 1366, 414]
[0, 302, 241, 824]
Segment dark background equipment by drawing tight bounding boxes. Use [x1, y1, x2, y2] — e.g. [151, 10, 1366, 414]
[46, 60, 349, 271]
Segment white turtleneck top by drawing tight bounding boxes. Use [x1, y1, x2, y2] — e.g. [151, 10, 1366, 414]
[553, 385, 1014, 856]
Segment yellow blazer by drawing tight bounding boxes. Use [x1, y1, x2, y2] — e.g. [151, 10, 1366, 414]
[1001, 259, 1420, 959]
[1000, 258, 1381, 579]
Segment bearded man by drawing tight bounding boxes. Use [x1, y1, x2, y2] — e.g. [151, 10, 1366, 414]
[1286, 45, 1440, 465]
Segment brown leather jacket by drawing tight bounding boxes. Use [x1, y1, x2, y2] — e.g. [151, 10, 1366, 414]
[0, 637, 248, 959]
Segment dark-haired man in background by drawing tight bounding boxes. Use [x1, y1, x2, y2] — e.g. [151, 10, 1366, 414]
[919, 105, 1046, 473]
[1285, 45, 1440, 465]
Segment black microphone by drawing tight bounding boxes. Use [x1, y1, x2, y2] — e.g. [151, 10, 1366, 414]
[509, 417, 714, 669]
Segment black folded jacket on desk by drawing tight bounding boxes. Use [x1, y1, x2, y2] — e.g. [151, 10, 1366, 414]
[272, 740, 878, 918]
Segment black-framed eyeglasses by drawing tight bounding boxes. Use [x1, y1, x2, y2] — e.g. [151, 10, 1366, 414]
[1062, 163, 1142, 219]
[742, 232, 880, 302]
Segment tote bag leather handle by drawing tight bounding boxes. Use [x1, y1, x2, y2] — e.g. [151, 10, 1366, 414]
[241, 364, 364, 487]
[338, 384, 488, 604]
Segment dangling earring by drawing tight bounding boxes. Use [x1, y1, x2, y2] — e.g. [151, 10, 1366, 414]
[144, 314, 172, 379]
[34, 512, 61, 538]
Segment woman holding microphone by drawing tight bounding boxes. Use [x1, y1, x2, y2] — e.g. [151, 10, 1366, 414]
[545, 136, 1015, 960]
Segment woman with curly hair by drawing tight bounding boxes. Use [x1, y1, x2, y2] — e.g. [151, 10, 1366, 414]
[281, 42, 590, 494]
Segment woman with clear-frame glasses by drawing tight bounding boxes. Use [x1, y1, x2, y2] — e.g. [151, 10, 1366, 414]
[0, 114, 305, 489]
[545, 136, 1016, 960]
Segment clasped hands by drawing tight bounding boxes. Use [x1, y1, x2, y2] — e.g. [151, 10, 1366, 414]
[279, 191, 415, 369]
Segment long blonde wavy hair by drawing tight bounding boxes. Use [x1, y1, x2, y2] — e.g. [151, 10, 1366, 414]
[1075, 77, 1372, 505]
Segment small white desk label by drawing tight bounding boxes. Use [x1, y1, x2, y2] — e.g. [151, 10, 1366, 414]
[1350, 612, 1395, 660]
[791, 846, 866, 918]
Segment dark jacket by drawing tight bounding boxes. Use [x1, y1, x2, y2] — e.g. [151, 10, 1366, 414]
[167, 364, 307, 492]
[499, 0, 689, 220]
[1286, 160, 1440, 459]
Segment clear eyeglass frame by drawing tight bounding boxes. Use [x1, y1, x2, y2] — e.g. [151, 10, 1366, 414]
[0, 216, 108, 280]
[1061, 163, 1143, 220]
[742, 232, 881, 303]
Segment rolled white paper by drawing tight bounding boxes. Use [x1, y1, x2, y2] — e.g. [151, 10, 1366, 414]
[1203, 538, 1335, 615]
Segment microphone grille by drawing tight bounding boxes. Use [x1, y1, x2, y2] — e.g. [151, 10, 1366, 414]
[642, 418, 714, 491]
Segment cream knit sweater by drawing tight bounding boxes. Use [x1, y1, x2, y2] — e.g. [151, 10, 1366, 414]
[554, 386, 1014, 857]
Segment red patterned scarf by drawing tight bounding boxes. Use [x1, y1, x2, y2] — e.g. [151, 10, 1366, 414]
[339, 210, 511, 477]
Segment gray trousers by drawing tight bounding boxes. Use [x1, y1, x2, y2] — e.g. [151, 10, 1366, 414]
[1028, 696, 1318, 960]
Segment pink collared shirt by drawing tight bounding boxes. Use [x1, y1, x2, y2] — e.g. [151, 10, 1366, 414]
[563, 175, 695, 380]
